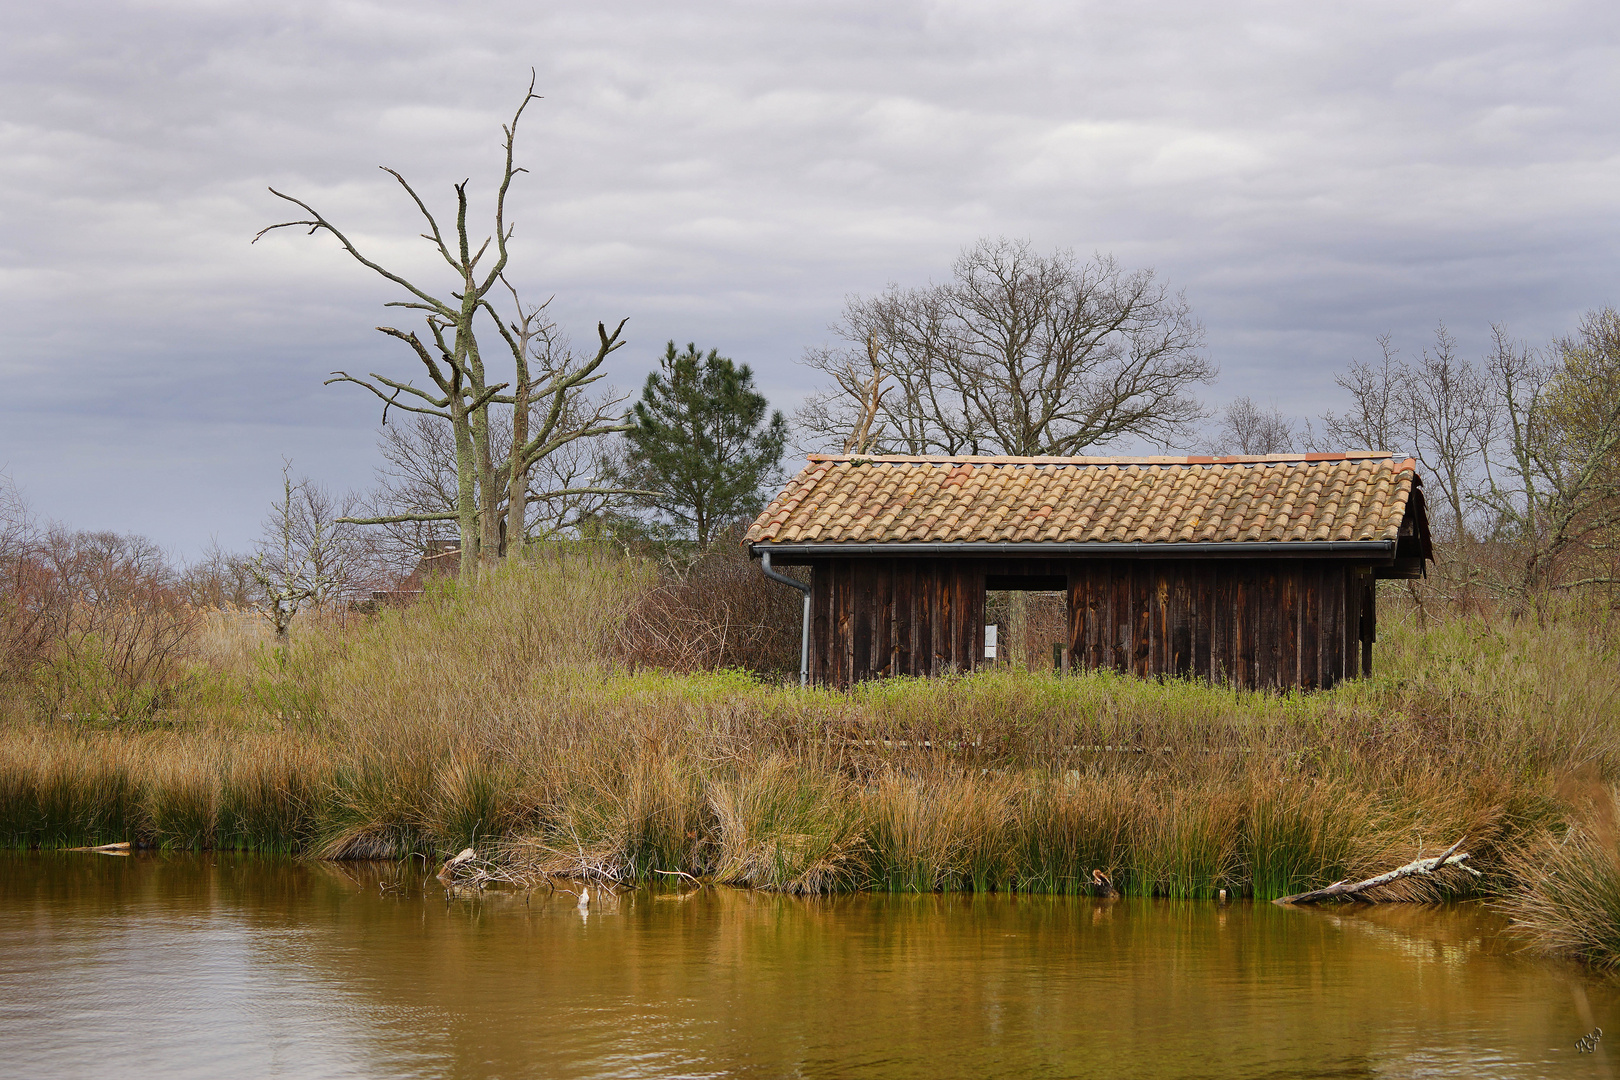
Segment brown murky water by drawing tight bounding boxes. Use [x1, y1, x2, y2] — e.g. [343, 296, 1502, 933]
[1, 851, 1616, 1079]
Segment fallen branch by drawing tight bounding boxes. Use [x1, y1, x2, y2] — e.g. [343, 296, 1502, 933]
[66, 841, 131, 854]
[436, 846, 535, 890]
[651, 868, 706, 888]
[1275, 837, 1479, 905]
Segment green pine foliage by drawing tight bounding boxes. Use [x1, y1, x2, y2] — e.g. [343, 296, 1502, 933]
[618, 341, 787, 544]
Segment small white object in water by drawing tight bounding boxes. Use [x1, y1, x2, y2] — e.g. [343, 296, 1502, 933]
[578, 885, 590, 909]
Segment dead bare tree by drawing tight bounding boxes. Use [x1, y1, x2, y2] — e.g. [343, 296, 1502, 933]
[486, 284, 637, 553]
[841, 336, 890, 456]
[354, 352, 633, 567]
[796, 333, 891, 455]
[255, 74, 628, 580]
[800, 238, 1213, 455]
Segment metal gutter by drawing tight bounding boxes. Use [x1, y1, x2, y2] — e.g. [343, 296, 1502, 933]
[751, 540, 1396, 559]
[759, 550, 812, 687]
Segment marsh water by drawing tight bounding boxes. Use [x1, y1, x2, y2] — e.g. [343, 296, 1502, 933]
[1, 852, 1616, 1079]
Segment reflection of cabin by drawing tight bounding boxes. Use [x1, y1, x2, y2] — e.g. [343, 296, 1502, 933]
[368, 540, 461, 604]
[746, 453, 1431, 691]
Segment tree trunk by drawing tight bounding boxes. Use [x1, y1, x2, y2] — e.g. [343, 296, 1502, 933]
[1009, 590, 1029, 667]
[505, 369, 531, 560]
[464, 329, 502, 576]
[451, 389, 479, 585]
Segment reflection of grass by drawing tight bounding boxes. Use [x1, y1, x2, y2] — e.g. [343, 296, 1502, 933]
[1, 558, 1617, 936]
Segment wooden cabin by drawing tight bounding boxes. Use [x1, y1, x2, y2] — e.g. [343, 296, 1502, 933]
[745, 453, 1431, 690]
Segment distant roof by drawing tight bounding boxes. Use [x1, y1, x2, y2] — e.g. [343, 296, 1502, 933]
[745, 452, 1422, 547]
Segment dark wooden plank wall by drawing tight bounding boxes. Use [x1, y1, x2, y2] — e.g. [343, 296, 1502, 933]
[1067, 559, 1374, 690]
[806, 556, 1378, 690]
[808, 558, 987, 686]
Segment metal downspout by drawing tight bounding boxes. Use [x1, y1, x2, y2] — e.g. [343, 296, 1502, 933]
[760, 550, 812, 687]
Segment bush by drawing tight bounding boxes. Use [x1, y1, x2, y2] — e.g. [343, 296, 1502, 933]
[3, 524, 201, 721]
[615, 547, 802, 677]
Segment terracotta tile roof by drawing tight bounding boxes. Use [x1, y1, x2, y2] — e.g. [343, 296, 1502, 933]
[745, 453, 1422, 546]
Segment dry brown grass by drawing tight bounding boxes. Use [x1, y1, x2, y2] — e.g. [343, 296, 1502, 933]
[3, 551, 1620, 969]
[1497, 772, 1620, 969]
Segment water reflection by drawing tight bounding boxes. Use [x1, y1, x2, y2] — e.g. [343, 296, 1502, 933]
[1, 851, 1616, 1079]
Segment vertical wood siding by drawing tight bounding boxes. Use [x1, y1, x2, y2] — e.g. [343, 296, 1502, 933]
[807, 556, 1378, 690]
[808, 558, 988, 685]
[1065, 559, 1374, 690]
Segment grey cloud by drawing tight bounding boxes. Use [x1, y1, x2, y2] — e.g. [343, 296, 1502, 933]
[1, 0, 1616, 551]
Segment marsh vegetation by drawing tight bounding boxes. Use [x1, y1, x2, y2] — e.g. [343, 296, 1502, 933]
[2, 550, 1618, 971]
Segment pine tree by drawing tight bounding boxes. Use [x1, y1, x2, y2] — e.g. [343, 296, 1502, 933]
[620, 341, 786, 544]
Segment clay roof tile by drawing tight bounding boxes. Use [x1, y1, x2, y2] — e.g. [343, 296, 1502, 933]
[742, 453, 1422, 552]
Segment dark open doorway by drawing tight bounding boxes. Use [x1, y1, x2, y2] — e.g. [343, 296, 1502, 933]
[983, 574, 1070, 672]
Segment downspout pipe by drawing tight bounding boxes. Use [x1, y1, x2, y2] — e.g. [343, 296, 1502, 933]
[760, 550, 812, 687]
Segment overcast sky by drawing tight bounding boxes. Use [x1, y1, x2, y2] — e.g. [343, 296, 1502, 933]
[2, 1, 1617, 556]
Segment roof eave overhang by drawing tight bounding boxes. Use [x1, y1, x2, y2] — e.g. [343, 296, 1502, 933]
[749, 540, 1397, 561]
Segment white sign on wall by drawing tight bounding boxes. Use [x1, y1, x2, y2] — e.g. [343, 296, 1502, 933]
[984, 624, 998, 660]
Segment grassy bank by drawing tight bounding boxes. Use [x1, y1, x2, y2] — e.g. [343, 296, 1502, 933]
[4, 555, 1618, 919]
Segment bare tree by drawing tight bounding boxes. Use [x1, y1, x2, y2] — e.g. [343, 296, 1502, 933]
[22, 524, 199, 719]
[1212, 397, 1294, 455]
[1318, 325, 1493, 542]
[355, 367, 632, 573]
[800, 238, 1213, 455]
[0, 472, 53, 678]
[1318, 312, 1620, 611]
[485, 287, 637, 552]
[181, 541, 257, 610]
[256, 75, 629, 580]
[1405, 323, 1496, 542]
[0, 471, 28, 557]
[1320, 334, 1412, 455]
[796, 334, 891, 455]
[250, 464, 353, 644]
[1480, 311, 1620, 602]
[352, 414, 463, 579]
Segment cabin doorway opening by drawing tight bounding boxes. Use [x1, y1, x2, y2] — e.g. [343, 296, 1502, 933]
[983, 574, 1069, 672]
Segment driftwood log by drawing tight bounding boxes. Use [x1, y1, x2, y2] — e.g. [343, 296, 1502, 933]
[1274, 838, 1479, 905]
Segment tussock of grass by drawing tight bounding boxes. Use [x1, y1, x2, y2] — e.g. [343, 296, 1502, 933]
[708, 755, 864, 894]
[1499, 779, 1620, 970]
